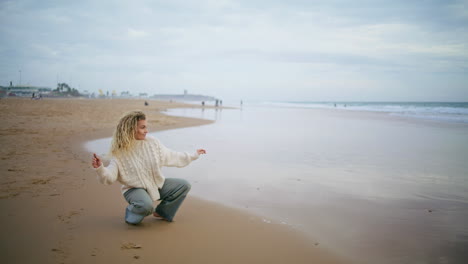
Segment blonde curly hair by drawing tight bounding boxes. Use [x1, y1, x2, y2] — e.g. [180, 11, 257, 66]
[110, 110, 146, 156]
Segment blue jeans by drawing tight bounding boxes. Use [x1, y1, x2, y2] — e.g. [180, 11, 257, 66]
[123, 178, 191, 224]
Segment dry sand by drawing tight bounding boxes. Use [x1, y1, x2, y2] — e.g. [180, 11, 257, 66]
[0, 97, 344, 264]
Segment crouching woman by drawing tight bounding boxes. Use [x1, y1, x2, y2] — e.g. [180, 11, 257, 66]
[91, 110, 206, 225]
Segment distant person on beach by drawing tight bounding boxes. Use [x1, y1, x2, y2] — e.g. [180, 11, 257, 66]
[91, 111, 206, 225]
[144, 101, 148, 106]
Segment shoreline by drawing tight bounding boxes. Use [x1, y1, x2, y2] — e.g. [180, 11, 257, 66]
[0, 98, 344, 263]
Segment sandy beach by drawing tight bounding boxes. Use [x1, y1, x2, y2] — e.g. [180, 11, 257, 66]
[0, 98, 343, 264]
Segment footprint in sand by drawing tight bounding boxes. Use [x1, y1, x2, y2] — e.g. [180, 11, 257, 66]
[51, 246, 68, 263]
[31, 178, 53, 185]
[121, 242, 142, 250]
[51, 248, 64, 253]
[7, 168, 24, 172]
[120, 243, 142, 260]
[90, 247, 99, 256]
[57, 210, 81, 224]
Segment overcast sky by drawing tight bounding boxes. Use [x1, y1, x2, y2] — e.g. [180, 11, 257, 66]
[1, 0, 467, 102]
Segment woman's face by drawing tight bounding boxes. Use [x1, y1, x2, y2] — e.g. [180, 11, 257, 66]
[134, 119, 148, 140]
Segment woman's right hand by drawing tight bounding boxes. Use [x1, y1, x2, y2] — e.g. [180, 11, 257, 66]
[92, 153, 102, 168]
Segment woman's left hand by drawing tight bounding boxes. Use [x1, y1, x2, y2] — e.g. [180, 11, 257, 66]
[197, 149, 206, 155]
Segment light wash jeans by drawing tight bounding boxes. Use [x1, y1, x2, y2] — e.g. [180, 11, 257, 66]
[123, 178, 191, 224]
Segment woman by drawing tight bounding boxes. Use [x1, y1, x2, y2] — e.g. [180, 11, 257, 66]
[92, 110, 206, 225]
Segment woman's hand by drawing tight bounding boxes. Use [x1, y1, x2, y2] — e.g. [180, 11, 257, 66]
[197, 149, 206, 155]
[92, 153, 102, 168]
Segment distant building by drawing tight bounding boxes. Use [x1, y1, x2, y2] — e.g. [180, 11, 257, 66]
[150, 93, 217, 102]
[0, 85, 52, 97]
[81, 90, 91, 98]
[120, 91, 132, 98]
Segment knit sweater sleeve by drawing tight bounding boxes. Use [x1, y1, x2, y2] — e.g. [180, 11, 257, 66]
[94, 159, 119, 185]
[159, 141, 199, 168]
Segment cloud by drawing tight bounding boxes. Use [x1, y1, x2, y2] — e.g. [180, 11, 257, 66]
[127, 28, 149, 38]
[0, 0, 467, 101]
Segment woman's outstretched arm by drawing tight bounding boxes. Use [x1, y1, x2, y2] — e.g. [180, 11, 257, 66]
[159, 142, 206, 168]
[92, 153, 119, 185]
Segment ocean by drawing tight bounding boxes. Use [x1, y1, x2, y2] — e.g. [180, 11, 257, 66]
[86, 102, 468, 264]
[262, 101, 468, 124]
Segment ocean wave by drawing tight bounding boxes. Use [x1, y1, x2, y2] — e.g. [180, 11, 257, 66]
[263, 101, 468, 123]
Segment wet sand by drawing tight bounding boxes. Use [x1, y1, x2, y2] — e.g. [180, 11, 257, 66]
[152, 106, 468, 264]
[0, 98, 343, 264]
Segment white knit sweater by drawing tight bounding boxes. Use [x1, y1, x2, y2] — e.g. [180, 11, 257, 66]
[94, 136, 199, 201]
